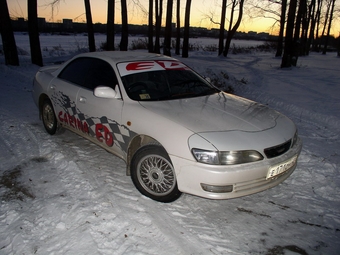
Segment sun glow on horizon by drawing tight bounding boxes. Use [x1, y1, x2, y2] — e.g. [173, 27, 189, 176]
[7, 0, 340, 36]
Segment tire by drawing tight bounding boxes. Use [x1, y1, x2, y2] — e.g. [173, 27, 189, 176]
[42, 99, 58, 135]
[131, 145, 182, 202]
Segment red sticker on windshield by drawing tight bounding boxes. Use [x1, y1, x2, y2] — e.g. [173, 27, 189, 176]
[126, 62, 155, 71]
[118, 61, 188, 76]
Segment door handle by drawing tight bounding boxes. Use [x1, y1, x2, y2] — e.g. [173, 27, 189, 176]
[79, 96, 87, 103]
[50, 85, 56, 90]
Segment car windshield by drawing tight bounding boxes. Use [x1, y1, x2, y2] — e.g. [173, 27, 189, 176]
[118, 62, 219, 101]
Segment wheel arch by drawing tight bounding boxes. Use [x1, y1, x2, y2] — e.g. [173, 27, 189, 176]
[38, 93, 51, 119]
[126, 135, 163, 176]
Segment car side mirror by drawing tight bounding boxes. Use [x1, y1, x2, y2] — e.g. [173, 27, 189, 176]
[94, 86, 121, 99]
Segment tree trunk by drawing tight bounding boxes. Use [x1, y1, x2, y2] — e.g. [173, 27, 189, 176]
[0, 0, 19, 66]
[182, 0, 191, 58]
[148, 0, 154, 53]
[106, 0, 115, 51]
[154, 0, 162, 53]
[120, 0, 128, 51]
[175, 0, 181, 55]
[300, 0, 309, 56]
[275, 0, 287, 57]
[281, 0, 298, 68]
[227, 0, 236, 33]
[290, 0, 305, 64]
[163, 0, 173, 56]
[306, 0, 316, 55]
[84, 0, 96, 52]
[27, 0, 43, 66]
[313, 0, 322, 51]
[322, 0, 336, 54]
[218, 0, 227, 56]
[223, 0, 244, 57]
[319, 0, 331, 51]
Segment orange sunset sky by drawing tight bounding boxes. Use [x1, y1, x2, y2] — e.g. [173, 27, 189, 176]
[7, 0, 340, 36]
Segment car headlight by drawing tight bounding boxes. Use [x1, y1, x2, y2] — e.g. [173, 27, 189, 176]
[291, 131, 298, 148]
[191, 149, 264, 165]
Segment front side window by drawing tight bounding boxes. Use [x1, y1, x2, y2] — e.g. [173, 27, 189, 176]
[59, 57, 118, 90]
[58, 58, 89, 86]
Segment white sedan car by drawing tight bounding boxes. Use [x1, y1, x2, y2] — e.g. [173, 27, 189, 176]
[32, 51, 302, 202]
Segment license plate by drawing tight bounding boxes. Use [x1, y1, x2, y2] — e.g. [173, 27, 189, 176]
[266, 156, 298, 180]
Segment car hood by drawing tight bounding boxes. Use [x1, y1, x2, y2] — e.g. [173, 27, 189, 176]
[39, 65, 60, 74]
[139, 92, 281, 133]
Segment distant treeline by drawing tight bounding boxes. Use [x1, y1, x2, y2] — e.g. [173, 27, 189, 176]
[10, 18, 275, 41]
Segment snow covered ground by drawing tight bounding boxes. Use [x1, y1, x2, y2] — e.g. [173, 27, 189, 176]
[0, 35, 339, 255]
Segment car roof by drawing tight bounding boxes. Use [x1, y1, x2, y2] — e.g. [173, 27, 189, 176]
[74, 51, 178, 64]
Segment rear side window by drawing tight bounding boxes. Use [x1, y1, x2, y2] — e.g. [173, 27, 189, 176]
[58, 57, 118, 90]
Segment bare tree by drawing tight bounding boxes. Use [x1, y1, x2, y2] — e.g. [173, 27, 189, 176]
[288, 0, 308, 64]
[223, 0, 245, 57]
[28, 0, 43, 66]
[120, 0, 128, 51]
[321, 0, 332, 39]
[305, 0, 317, 55]
[0, 0, 19, 66]
[247, 0, 283, 56]
[175, 0, 181, 55]
[227, 0, 236, 33]
[292, 0, 307, 60]
[313, 0, 323, 51]
[154, 0, 163, 53]
[276, 0, 287, 57]
[300, 0, 312, 56]
[281, 0, 298, 68]
[48, 0, 62, 22]
[322, 0, 337, 54]
[84, 0, 95, 52]
[163, 0, 174, 56]
[182, 0, 192, 58]
[106, 0, 115, 50]
[218, 0, 228, 56]
[148, 0, 154, 52]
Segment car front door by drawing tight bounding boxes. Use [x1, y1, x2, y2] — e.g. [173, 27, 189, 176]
[74, 58, 128, 159]
[49, 58, 91, 132]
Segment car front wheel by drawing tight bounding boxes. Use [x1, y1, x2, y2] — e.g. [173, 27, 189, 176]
[131, 145, 181, 202]
[42, 99, 58, 135]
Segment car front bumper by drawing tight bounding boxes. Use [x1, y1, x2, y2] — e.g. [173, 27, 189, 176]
[170, 137, 302, 199]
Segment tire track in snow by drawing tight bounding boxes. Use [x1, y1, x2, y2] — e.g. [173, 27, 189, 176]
[41, 130, 200, 254]
[0, 115, 44, 170]
[57, 133, 236, 254]
[44, 130, 251, 254]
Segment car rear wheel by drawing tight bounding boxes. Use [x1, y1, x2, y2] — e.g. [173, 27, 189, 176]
[42, 99, 58, 135]
[131, 145, 181, 202]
